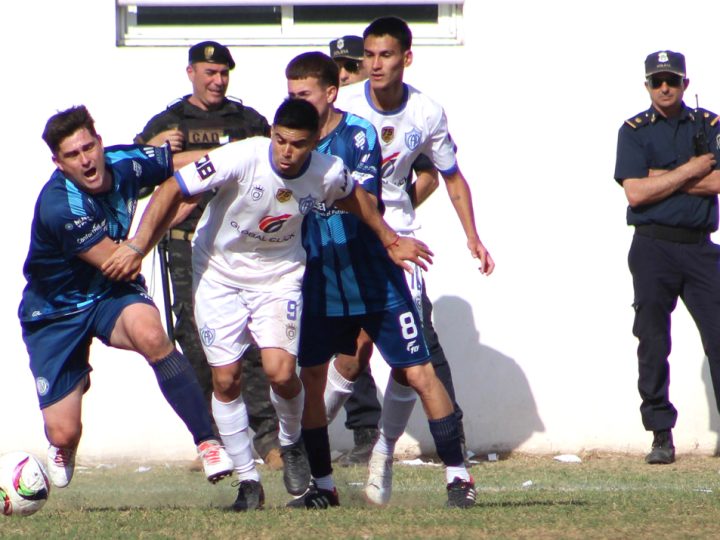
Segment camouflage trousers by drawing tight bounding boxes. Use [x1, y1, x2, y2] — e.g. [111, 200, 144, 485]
[166, 236, 280, 458]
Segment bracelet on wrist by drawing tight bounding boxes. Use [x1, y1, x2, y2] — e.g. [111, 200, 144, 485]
[125, 243, 145, 257]
[384, 235, 401, 249]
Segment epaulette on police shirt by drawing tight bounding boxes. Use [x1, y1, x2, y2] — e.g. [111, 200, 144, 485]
[625, 111, 654, 129]
[691, 108, 720, 127]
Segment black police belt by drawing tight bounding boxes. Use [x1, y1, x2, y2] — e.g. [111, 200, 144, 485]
[169, 229, 194, 242]
[634, 223, 709, 244]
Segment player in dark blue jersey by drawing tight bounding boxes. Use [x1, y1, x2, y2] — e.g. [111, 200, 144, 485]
[19, 105, 233, 491]
[285, 52, 472, 509]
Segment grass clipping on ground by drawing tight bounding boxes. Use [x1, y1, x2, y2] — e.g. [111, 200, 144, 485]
[4, 452, 720, 539]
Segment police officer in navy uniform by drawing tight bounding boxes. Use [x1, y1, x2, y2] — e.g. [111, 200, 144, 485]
[615, 50, 720, 464]
[135, 41, 283, 470]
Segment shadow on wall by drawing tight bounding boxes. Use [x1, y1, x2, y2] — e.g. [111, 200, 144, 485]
[402, 295, 545, 455]
[701, 359, 720, 455]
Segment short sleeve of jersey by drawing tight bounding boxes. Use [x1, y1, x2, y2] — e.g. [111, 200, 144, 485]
[323, 158, 356, 207]
[614, 125, 648, 183]
[426, 105, 458, 175]
[174, 137, 262, 196]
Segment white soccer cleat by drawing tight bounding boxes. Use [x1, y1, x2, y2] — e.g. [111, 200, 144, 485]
[47, 445, 76, 488]
[197, 439, 233, 484]
[365, 451, 393, 506]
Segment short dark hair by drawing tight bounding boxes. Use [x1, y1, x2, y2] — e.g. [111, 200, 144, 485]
[273, 99, 319, 133]
[42, 105, 98, 155]
[364, 16, 412, 52]
[286, 51, 340, 89]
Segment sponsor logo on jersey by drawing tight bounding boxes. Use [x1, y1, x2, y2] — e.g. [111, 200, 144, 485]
[200, 325, 216, 347]
[405, 128, 422, 151]
[298, 195, 315, 215]
[132, 160, 143, 178]
[341, 168, 350, 192]
[353, 131, 366, 149]
[286, 323, 297, 340]
[276, 188, 293, 202]
[195, 154, 215, 180]
[251, 184, 265, 201]
[381, 126, 395, 144]
[381, 152, 400, 178]
[36, 377, 50, 396]
[230, 220, 296, 242]
[259, 214, 292, 233]
[75, 221, 106, 245]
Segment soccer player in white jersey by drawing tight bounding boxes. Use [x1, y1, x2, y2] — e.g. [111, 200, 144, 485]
[102, 98, 431, 510]
[333, 16, 495, 508]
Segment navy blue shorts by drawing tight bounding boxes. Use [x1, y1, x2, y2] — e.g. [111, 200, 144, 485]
[21, 282, 156, 409]
[298, 302, 430, 368]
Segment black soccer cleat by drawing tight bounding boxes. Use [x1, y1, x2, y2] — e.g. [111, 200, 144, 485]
[232, 479, 265, 511]
[280, 438, 311, 496]
[446, 476, 476, 509]
[286, 482, 340, 510]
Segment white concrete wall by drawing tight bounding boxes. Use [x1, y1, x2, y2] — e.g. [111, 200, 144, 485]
[3, 0, 720, 460]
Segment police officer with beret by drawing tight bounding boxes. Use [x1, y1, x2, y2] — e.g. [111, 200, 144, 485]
[615, 50, 720, 464]
[135, 41, 283, 471]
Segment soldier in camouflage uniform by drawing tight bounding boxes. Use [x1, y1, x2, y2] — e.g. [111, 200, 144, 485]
[135, 41, 282, 468]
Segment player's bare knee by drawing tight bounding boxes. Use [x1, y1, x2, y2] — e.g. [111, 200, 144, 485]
[137, 325, 173, 360]
[211, 367, 242, 400]
[403, 364, 435, 396]
[46, 422, 82, 449]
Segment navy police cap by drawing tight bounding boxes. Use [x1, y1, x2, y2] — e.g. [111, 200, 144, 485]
[329, 36, 364, 61]
[645, 50, 685, 77]
[188, 41, 235, 70]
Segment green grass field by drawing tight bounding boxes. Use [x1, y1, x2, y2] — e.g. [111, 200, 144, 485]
[3, 452, 720, 539]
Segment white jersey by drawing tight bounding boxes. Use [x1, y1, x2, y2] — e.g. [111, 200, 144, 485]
[175, 136, 353, 290]
[336, 81, 457, 233]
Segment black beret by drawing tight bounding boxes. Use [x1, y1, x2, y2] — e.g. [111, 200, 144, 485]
[188, 41, 235, 70]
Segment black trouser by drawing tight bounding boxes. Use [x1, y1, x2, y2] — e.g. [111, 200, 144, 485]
[343, 284, 464, 430]
[629, 233, 720, 431]
[166, 237, 280, 457]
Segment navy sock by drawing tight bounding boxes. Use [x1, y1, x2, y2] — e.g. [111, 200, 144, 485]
[428, 413, 464, 467]
[152, 349, 214, 445]
[302, 426, 333, 479]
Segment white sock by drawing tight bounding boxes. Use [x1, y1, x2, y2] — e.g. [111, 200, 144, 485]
[374, 377, 417, 456]
[325, 358, 354, 423]
[270, 385, 304, 446]
[446, 465, 470, 483]
[211, 393, 259, 482]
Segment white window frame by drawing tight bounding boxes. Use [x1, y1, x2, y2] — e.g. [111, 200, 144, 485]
[116, 1, 464, 47]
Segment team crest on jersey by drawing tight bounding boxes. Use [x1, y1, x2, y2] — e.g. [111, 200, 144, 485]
[276, 188, 293, 203]
[381, 126, 395, 144]
[298, 195, 315, 215]
[200, 325, 216, 347]
[251, 184, 265, 201]
[259, 214, 291, 233]
[286, 323, 297, 340]
[405, 128, 422, 151]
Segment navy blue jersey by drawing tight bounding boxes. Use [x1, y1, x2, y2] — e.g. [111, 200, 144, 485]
[19, 144, 173, 322]
[301, 111, 411, 317]
[614, 104, 720, 230]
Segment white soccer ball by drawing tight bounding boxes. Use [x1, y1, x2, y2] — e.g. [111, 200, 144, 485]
[0, 452, 50, 516]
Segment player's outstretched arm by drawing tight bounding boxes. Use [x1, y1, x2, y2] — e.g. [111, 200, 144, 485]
[334, 185, 433, 272]
[442, 167, 495, 275]
[101, 176, 186, 281]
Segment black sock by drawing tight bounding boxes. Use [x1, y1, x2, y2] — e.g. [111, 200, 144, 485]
[151, 349, 214, 445]
[429, 413, 464, 467]
[302, 426, 333, 479]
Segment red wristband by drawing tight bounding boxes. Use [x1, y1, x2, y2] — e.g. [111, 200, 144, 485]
[384, 235, 400, 249]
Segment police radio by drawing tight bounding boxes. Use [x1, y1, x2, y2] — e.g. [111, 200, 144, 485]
[693, 94, 710, 156]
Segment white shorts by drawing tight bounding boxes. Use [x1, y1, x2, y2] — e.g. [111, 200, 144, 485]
[404, 260, 424, 323]
[193, 271, 301, 367]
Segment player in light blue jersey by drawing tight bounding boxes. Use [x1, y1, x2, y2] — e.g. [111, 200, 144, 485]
[19, 105, 233, 492]
[285, 52, 472, 509]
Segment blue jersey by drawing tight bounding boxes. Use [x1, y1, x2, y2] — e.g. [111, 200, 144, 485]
[19, 144, 173, 322]
[301, 111, 411, 317]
